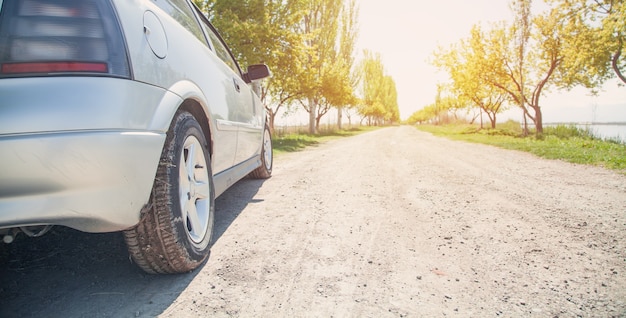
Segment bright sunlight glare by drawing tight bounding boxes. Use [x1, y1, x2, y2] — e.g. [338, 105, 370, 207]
[355, 0, 626, 123]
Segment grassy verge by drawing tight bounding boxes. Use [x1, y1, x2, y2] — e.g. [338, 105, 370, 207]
[273, 126, 380, 155]
[416, 123, 626, 172]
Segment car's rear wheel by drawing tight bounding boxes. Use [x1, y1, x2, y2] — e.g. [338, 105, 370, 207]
[124, 111, 214, 274]
[249, 124, 273, 179]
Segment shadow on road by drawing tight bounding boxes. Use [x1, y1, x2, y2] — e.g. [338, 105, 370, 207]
[214, 178, 266, 241]
[0, 177, 266, 317]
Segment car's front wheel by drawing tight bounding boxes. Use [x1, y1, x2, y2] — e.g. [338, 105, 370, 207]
[124, 111, 214, 274]
[249, 124, 273, 179]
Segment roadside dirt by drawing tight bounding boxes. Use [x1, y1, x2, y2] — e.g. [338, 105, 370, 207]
[1, 126, 625, 317]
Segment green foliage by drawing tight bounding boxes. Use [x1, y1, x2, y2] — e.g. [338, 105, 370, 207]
[357, 51, 400, 125]
[273, 134, 320, 153]
[406, 104, 438, 124]
[192, 0, 213, 12]
[298, 0, 358, 134]
[273, 126, 379, 154]
[429, 0, 623, 136]
[416, 124, 626, 172]
[547, 0, 625, 85]
[432, 25, 509, 128]
[200, 0, 309, 133]
[542, 125, 595, 140]
[202, 0, 361, 135]
[496, 119, 525, 136]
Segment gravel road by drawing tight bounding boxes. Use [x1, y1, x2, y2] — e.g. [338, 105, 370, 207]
[1, 126, 625, 317]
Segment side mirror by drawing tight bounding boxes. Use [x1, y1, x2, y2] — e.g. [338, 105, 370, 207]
[244, 64, 271, 83]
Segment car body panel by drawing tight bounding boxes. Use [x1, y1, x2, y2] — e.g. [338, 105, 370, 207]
[0, 0, 269, 234]
[0, 130, 163, 232]
[0, 78, 172, 232]
[0, 77, 172, 134]
[114, 0, 263, 173]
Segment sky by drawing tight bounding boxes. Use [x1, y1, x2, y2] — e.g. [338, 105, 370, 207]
[354, 0, 626, 123]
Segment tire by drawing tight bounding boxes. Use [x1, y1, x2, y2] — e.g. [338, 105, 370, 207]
[124, 111, 214, 274]
[249, 124, 273, 179]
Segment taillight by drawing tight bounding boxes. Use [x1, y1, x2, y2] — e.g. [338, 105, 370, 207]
[0, 0, 130, 78]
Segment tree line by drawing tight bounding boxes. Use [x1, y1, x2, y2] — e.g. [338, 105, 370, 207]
[408, 0, 624, 135]
[193, 0, 400, 134]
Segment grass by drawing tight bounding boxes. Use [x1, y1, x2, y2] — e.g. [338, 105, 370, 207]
[271, 122, 626, 173]
[416, 122, 626, 172]
[272, 126, 380, 155]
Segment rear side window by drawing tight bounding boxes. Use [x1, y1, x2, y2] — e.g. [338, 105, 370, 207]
[195, 12, 240, 75]
[204, 25, 239, 74]
[153, 0, 204, 44]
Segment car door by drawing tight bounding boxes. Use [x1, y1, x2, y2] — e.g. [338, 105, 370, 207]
[195, 14, 245, 173]
[197, 16, 262, 167]
[233, 86, 264, 165]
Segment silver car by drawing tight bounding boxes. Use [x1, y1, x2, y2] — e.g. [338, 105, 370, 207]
[0, 0, 273, 274]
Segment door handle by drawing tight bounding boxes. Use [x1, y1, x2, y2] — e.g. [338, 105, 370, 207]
[233, 78, 241, 92]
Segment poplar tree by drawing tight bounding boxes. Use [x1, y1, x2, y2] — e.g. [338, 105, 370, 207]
[358, 51, 399, 125]
[299, 0, 343, 134]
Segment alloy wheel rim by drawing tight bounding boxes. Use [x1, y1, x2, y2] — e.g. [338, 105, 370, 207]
[179, 135, 211, 245]
[263, 129, 272, 170]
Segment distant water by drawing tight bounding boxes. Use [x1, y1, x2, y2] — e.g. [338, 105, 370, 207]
[579, 124, 626, 143]
[546, 123, 626, 143]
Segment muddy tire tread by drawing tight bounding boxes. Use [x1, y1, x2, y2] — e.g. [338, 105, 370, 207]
[124, 112, 212, 274]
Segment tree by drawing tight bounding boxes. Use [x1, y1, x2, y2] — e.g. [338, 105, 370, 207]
[548, 0, 625, 85]
[201, 0, 362, 134]
[299, 0, 344, 134]
[406, 103, 443, 125]
[480, 7, 565, 135]
[381, 76, 400, 123]
[433, 3, 572, 135]
[511, 0, 532, 134]
[357, 51, 399, 125]
[198, 0, 308, 134]
[433, 25, 509, 129]
[193, 0, 213, 13]
[308, 0, 359, 132]
[430, 0, 623, 135]
[335, 0, 359, 130]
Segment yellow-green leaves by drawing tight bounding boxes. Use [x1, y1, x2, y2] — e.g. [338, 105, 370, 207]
[357, 50, 399, 125]
[548, 0, 625, 85]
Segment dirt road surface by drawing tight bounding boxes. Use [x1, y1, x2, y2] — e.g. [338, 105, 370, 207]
[1, 126, 625, 317]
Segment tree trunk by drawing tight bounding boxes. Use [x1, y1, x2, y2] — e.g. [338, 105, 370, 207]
[269, 110, 277, 135]
[337, 107, 343, 130]
[533, 105, 543, 135]
[613, 37, 626, 84]
[346, 110, 352, 129]
[315, 116, 322, 133]
[308, 97, 317, 134]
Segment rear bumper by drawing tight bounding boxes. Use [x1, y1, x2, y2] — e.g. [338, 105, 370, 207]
[0, 130, 164, 232]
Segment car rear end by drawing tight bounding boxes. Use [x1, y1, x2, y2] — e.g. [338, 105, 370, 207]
[0, 0, 170, 236]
